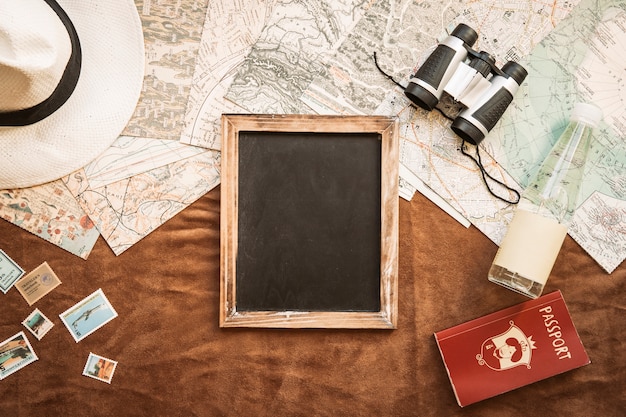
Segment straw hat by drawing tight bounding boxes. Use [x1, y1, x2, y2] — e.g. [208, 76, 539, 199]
[0, 0, 145, 189]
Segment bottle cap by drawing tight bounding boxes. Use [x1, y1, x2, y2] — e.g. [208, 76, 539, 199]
[571, 103, 603, 127]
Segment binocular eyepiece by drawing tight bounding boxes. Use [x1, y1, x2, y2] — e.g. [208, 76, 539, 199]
[404, 24, 527, 145]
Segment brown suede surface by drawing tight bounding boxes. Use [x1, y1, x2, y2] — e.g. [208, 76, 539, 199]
[0, 186, 624, 416]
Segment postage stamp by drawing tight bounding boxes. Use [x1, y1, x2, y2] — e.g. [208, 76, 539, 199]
[0, 331, 38, 380]
[82, 352, 118, 384]
[59, 288, 118, 343]
[15, 261, 62, 305]
[22, 308, 54, 340]
[0, 249, 25, 294]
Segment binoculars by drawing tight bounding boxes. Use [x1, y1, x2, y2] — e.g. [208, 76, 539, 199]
[404, 24, 527, 145]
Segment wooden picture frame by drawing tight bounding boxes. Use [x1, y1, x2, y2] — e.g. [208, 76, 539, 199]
[220, 114, 399, 329]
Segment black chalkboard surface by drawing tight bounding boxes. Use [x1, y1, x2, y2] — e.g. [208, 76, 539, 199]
[220, 114, 399, 329]
[236, 131, 382, 312]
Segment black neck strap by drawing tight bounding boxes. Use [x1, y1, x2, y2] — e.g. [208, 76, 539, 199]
[0, 0, 82, 126]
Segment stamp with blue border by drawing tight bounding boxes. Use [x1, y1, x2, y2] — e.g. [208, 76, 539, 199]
[59, 288, 118, 343]
[0, 249, 25, 294]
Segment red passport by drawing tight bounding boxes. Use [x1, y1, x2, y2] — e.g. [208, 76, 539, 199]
[434, 290, 590, 407]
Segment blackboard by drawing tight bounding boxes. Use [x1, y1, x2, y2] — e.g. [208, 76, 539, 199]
[220, 114, 399, 329]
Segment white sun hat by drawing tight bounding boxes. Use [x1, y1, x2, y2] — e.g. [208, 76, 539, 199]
[0, 0, 145, 189]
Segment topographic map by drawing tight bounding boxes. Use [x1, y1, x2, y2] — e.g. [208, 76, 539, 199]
[488, 0, 626, 272]
[125, 0, 209, 141]
[180, 0, 278, 150]
[61, 134, 220, 256]
[64, 152, 220, 255]
[224, 0, 374, 114]
[296, 0, 579, 242]
[0, 183, 99, 259]
[82, 136, 206, 190]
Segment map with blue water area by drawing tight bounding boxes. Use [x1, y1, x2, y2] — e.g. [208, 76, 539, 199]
[489, 0, 626, 272]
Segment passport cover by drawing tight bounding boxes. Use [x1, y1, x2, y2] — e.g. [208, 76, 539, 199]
[434, 290, 590, 407]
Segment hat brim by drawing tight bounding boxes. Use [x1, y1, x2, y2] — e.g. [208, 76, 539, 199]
[0, 0, 145, 189]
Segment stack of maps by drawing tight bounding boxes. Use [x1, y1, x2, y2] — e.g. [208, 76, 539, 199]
[1, 0, 624, 274]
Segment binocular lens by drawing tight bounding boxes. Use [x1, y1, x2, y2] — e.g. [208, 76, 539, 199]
[404, 83, 439, 111]
[404, 24, 479, 111]
[501, 61, 528, 86]
[451, 118, 484, 145]
[451, 23, 478, 46]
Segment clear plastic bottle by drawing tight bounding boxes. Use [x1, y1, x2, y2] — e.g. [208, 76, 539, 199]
[488, 102, 603, 298]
